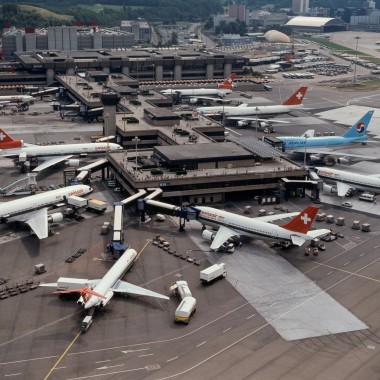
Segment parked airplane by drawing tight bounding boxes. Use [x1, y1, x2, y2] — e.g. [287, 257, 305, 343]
[40, 248, 169, 312]
[160, 73, 236, 101]
[277, 110, 375, 163]
[0, 94, 34, 104]
[196, 86, 307, 124]
[314, 167, 380, 196]
[0, 130, 123, 172]
[0, 184, 92, 239]
[375, 41, 380, 45]
[197, 205, 330, 250]
[0, 129, 24, 149]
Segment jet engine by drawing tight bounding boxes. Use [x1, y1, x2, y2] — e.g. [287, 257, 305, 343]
[100, 290, 114, 307]
[308, 154, 322, 163]
[337, 157, 350, 165]
[237, 120, 248, 127]
[65, 159, 80, 167]
[322, 184, 336, 194]
[202, 229, 215, 242]
[217, 92, 227, 98]
[47, 212, 63, 223]
[189, 98, 198, 104]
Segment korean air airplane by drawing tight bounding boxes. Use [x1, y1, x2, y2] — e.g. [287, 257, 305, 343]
[278, 110, 374, 151]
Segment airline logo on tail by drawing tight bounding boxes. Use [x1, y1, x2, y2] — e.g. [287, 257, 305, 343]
[280, 206, 319, 234]
[218, 73, 236, 89]
[342, 110, 373, 139]
[0, 129, 23, 149]
[282, 87, 308, 106]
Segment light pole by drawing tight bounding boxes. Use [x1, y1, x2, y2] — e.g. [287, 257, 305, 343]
[123, 97, 126, 130]
[132, 136, 140, 173]
[303, 135, 308, 168]
[353, 36, 361, 86]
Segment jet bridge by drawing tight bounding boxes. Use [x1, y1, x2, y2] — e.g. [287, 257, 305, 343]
[138, 188, 198, 231]
[108, 189, 146, 258]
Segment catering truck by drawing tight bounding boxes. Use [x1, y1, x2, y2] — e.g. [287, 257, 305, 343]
[174, 296, 196, 324]
[170, 280, 192, 300]
[87, 199, 107, 214]
[200, 263, 227, 285]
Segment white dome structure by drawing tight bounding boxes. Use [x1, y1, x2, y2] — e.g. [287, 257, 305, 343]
[264, 30, 291, 43]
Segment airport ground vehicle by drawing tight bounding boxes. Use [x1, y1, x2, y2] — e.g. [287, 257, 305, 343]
[200, 263, 227, 285]
[81, 316, 93, 333]
[87, 199, 107, 213]
[171, 280, 192, 300]
[359, 193, 375, 202]
[341, 201, 353, 208]
[174, 296, 196, 324]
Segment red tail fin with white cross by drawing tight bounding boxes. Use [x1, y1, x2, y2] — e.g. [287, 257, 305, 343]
[218, 73, 236, 89]
[0, 129, 23, 149]
[282, 86, 307, 106]
[280, 206, 319, 234]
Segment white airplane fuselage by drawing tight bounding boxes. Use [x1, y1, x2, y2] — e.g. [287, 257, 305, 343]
[161, 88, 231, 98]
[80, 248, 138, 309]
[197, 104, 302, 117]
[316, 167, 380, 194]
[0, 95, 33, 103]
[0, 142, 122, 158]
[0, 185, 92, 220]
[196, 206, 309, 242]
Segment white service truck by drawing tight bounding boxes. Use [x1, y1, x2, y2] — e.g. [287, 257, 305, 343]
[200, 263, 227, 285]
[171, 280, 192, 300]
[81, 316, 93, 333]
[174, 296, 196, 324]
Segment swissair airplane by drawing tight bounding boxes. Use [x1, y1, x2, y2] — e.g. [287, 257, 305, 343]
[40, 247, 169, 312]
[0, 129, 123, 172]
[0, 184, 92, 239]
[197, 205, 330, 250]
[0, 94, 34, 104]
[314, 167, 380, 196]
[160, 73, 236, 102]
[196, 86, 308, 124]
[277, 110, 377, 164]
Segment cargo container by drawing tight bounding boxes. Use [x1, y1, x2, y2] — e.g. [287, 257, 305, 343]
[87, 199, 107, 213]
[171, 280, 192, 300]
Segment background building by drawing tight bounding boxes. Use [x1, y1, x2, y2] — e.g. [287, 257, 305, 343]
[292, 0, 310, 14]
[120, 21, 151, 43]
[285, 16, 346, 33]
[2, 26, 135, 61]
[229, 4, 249, 24]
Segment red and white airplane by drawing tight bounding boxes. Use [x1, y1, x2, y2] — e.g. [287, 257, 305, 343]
[197, 204, 329, 250]
[0, 129, 24, 149]
[196, 86, 308, 126]
[160, 73, 237, 101]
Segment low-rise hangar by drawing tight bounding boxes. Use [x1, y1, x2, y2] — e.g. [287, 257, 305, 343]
[285, 16, 347, 34]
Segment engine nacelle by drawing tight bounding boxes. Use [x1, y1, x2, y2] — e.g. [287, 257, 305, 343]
[322, 184, 336, 194]
[202, 229, 215, 242]
[189, 98, 198, 104]
[48, 212, 64, 223]
[217, 92, 226, 98]
[337, 157, 350, 165]
[308, 154, 322, 162]
[100, 290, 114, 307]
[66, 159, 80, 167]
[237, 120, 248, 127]
[258, 121, 268, 128]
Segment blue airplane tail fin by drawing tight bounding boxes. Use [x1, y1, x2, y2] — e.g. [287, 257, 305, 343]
[342, 110, 374, 139]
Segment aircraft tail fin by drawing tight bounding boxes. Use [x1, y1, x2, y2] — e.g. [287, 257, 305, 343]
[342, 110, 374, 139]
[280, 206, 319, 234]
[0, 129, 23, 149]
[282, 87, 307, 106]
[218, 73, 236, 89]
[54, 286, 106, 299]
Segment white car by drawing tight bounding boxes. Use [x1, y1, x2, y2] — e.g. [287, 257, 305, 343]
[341, 201, 353, 208]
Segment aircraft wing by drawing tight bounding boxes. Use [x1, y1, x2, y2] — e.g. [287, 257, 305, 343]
[210, 225, 240, 251]
[190, 96, 230, 103]
[307, 229, 331, 239]
[254, 212, 299, 223]
[111, 280, 169, 300]
[227, 116, 290, 124]
[336, 181, 353, 197]
[32, 155, 73, 172]
[292, 147, 379, 160]
[11, 207, 49, 239]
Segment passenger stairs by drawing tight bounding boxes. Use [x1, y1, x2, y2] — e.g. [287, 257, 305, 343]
[0, 173, 38, 196]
